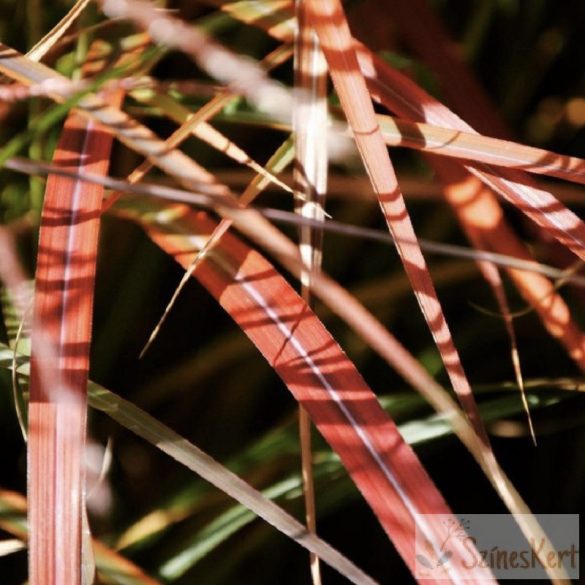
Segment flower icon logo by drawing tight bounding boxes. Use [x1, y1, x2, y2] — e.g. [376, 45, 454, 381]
[416, 517, 470, 577]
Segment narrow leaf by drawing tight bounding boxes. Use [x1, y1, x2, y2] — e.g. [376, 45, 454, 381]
[356, 48, 585, 370]
[0, 489, 163, 584]
[305, 0, 490, 448]
[28, 94, 122, 585]
[114, 196, 498, 584]
[208, 0, 585, 370]
[356, 43, 585, 263]
[375, 114, 585, 185]
[89, 383, 380, 585]
[113, 192, 569, 583]
[99, 0, 294, 121]
[293, 2, 328, 581]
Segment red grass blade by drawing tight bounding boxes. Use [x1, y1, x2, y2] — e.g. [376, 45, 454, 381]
[357, 44, 585, 261]
[115, 187, 572, 581]
[0, 488, 163, 584]
[432, 159, 536, 442]
[356, 48, 585, 370]
[116, 198, 496, 585]
[28, 94, 122, 585]
[208, 2, 585, 282]
[305, 0, 490, 446]
[375, 114, 585, 185]
[203, 1, 585, 370]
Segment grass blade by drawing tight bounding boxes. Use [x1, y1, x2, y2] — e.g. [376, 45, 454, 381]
[26, 0, 92, 62]
[0, 488, 163, 584]
[293, 2, 328, 581]
[206, 0, 585, 370]
[357, 44, 585, 262]
[88, 383, 378, 585]
[138, 137, 295, 357]
[6, 152, 585, 289]
[432, 160, 537, 442]
[1, 351, 380, 585]
[375, 114, 585, 184]
[28, 92, 122, 585]
[114, 190, 572, 582]
[357, 48, 585, 370]
[217, 108, 585, 183]
[114, 195, 499, 584]
[305, 0, 490, 447]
